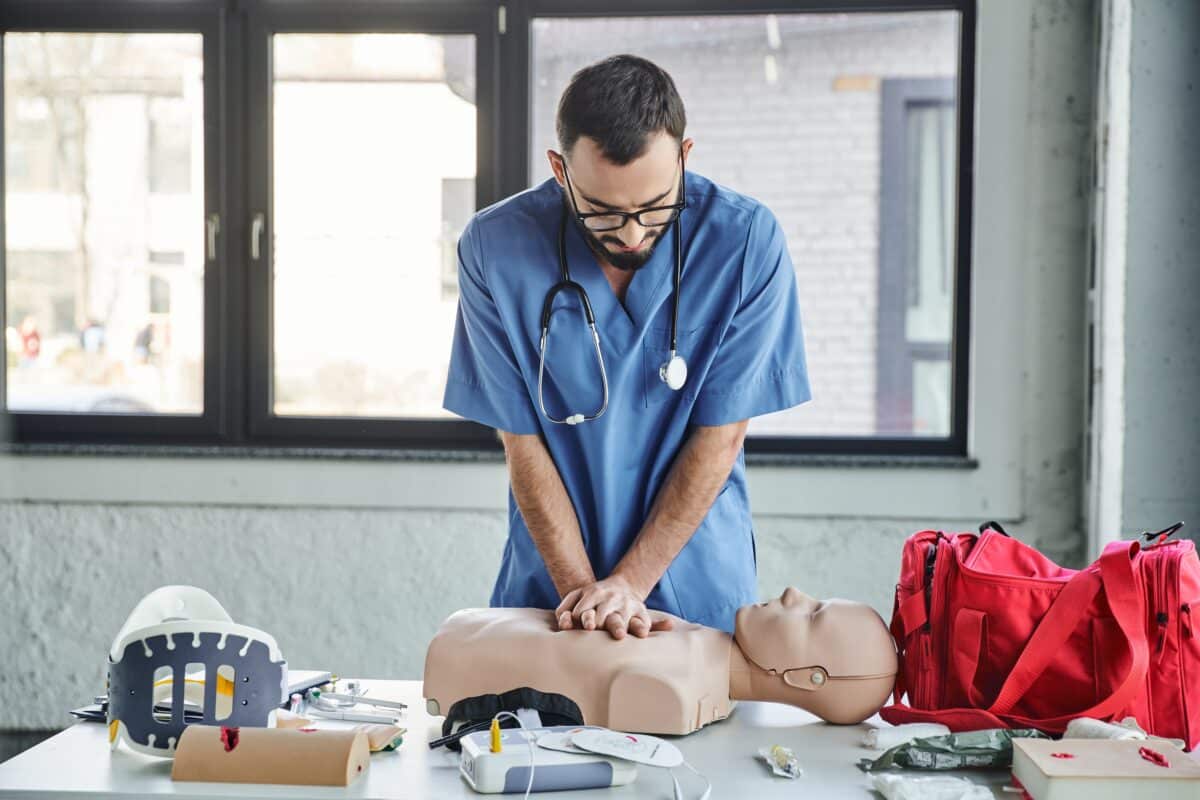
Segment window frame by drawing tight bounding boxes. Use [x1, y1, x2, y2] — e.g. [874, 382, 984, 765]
[0, 0, 227, 444]
[243, 0, 500, 449]
[0, 0, 976, 459]
[876, 76, 959, 437]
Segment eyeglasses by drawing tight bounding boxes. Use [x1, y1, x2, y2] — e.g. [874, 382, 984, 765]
[559, 150, 687, 233]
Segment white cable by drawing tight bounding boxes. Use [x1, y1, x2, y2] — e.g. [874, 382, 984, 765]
[491, 711, 536, 800]
[680, 760, 712, 800]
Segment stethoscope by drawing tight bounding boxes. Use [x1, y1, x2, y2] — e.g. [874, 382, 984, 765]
[537, 202, 687, 425]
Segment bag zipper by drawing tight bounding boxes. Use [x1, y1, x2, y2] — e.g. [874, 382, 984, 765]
[923, 541, 938, 629]
[921, 535, 942, 707]
[1151, 551, 1170, 660]
[1182, 600, 1195, 747]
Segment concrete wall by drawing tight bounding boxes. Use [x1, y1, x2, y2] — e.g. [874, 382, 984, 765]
[1120, 0, 1200, 536]
[0, 0, 1096, 730]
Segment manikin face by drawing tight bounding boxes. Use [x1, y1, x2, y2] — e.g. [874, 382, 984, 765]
[735, 587, 825, 667]
[734, 587, 896, 678]
[549, 132, 694, 271]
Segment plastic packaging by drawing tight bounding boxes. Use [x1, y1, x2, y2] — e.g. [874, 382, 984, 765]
[870, 773, 992, 800]
[857, 728, 1048, 771]
[1063, 716, 1185, 750]
[757, 744, 802, 778]
[863, 723, 952, 750]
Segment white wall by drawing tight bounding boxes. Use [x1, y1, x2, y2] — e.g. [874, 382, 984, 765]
[0, 0, 1097, 729]
[1120, 0, 1200, 538]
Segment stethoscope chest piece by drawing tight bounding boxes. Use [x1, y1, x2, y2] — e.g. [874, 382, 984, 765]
[659, 352, 688, 391]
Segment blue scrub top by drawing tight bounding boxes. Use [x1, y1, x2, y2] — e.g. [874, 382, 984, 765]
[443, 172, 810, 632]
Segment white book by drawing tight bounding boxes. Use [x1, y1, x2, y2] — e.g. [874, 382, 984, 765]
[1011, 738, 1200, 800]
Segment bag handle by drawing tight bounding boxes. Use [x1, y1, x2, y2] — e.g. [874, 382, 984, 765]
[950, 608, 988, 707]
[1141, 521, 1185, 544]
[988, 540, 1146, 719]
[985, 569, 1103, 714]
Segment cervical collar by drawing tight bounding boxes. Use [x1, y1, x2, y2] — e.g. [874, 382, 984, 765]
[106, 586, 287, 757]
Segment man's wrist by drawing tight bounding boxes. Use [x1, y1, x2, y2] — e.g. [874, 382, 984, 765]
[556, 571, 597, 598]
[611, 564, 654, 601]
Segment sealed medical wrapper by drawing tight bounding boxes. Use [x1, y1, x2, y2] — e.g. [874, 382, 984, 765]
[857, 728, 1048, 771]
[172, 725, 369, 786]
[757, 744, 802, 778]
[870, 774, 992, 800]
[862, 722, 951, 750]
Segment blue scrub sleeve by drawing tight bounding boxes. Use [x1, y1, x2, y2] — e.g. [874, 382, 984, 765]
[691, 205, 811, 426]
[443, 221, 542, 435]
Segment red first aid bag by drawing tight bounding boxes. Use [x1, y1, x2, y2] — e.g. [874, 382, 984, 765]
[883, 523, 1200, 750]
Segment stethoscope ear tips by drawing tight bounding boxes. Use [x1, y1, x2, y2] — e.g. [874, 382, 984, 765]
[659, 353, 688, 392]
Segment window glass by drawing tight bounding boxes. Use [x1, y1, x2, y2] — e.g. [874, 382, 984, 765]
[271, 33, 476, 418]
[4, 32, 205, 414]
[531, 13, 961, 437]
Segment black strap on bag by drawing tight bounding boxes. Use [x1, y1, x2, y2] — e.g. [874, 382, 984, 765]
[979, 520, 1010, 537]
[431, 687, 585, 751]
[1141, 521, 1185, 544]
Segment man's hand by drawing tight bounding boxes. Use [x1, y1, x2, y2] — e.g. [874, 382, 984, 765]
[555, 575, 674, 639]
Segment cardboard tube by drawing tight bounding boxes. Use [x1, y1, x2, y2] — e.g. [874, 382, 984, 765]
[172, 725, 369, 787]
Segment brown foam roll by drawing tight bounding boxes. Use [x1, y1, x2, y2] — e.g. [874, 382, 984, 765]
[172, 725, 369, 787]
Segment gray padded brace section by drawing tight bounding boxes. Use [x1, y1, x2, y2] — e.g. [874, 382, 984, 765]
[107, 631, 286, 751]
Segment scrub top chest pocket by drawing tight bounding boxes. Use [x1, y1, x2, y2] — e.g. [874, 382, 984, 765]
[642, 323, 714, 407]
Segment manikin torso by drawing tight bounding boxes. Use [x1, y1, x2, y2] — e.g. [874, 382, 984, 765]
[422, 590, 898, 736]
[423, 608, 735, 735]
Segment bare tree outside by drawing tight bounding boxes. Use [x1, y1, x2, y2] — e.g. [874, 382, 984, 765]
[4, 32, 204, 413]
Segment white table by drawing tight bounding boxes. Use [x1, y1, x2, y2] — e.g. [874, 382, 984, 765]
[0, 679, 1020, 799]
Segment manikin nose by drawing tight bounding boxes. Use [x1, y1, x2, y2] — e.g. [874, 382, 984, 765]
[781, 587, 820, 611]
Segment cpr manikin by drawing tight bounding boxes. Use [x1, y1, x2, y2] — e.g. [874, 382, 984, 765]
[423, 588, 897, 735]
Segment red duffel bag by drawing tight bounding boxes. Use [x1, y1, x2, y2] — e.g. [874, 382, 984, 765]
[882, 522, 1200, 750]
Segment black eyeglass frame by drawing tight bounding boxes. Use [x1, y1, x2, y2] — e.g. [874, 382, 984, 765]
[558, 148, 688, 232]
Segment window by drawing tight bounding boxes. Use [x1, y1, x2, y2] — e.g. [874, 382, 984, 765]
[4, 29, 205, 417]
[268, 33, 476, 419]
[2, 0, 973, 457]
[530, 9, 968, 451]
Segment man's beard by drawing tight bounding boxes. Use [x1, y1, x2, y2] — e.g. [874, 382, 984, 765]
[570, 209, 667, 272]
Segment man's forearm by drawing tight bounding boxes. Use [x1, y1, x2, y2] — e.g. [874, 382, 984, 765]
[500, 431, 595, 597]
[613, 420, 749, 597]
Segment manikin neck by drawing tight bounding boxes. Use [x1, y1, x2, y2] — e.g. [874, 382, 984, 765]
[728, 640, 810, 705]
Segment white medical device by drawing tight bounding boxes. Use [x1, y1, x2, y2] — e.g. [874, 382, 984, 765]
[459, 725, 636, 794]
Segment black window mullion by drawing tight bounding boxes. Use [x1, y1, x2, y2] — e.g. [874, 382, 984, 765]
[949, 0, 976, 459]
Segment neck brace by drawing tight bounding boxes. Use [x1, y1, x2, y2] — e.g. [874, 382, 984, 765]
[106, 586, 287, 757]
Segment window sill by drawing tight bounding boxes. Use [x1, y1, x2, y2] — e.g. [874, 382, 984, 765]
[0, 441, 1003, 520]
[0, 442, 976, 470]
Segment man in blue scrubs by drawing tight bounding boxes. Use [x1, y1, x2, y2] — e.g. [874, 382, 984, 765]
[444, 55, 809, 638]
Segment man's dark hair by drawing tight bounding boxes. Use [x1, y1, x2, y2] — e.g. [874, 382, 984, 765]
[556, 54, 686, 165]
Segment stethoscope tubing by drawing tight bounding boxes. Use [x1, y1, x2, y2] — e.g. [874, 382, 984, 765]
[537, 201, 684, 425]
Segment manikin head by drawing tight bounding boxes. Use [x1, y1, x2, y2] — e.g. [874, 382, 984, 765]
[733, 587, 897, 724]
